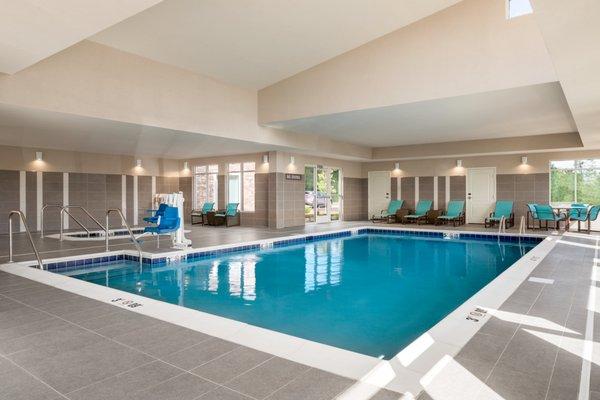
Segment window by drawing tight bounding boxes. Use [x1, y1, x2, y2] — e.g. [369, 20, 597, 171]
[193, 164, 218, 209]
[228, 162, 255, 211]
[550, 159, 600, 205]
[507, 0, 533, 19]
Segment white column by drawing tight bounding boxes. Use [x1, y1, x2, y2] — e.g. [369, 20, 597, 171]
[133, 175, 139, 226]
[121, 175, 127, 223]
[445, 176, 451, 204]
[433, 176, 439, 210]
[19, 171, 26, 232]
[62, 172, 69, 229]
[414, 177, 419, 205]
[151, 176, 156, 207]
[36, 171, 43, 231]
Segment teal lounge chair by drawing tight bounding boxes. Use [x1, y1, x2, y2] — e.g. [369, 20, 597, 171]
[191, 202, 215, 225]
[403, 200, 433, 224]
[436, 200, 465, 226]
[526, 203, 538, 230]
[569, 204, 599, 233]
[484, 201, 514, 228]
[534, 204, 567, 231]
[213, 203, 240, 227]
[372, 199, 404, 223]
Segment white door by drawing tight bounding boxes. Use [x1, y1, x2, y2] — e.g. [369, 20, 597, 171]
[368, 171, 391, 218]
[466, 167, 496, 223]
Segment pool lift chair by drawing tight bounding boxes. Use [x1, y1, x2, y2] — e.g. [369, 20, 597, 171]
[141, 206, 181, 248]
[138, 192, 192, 249]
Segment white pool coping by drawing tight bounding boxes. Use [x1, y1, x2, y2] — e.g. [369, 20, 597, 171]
[0, 225, 556, 396]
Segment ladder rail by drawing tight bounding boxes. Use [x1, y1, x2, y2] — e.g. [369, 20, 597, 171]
[60, 208, 91, 240]
[8, 211, 44, 269]
[63, 205, 105, 232]
[106, 209, 143, 268]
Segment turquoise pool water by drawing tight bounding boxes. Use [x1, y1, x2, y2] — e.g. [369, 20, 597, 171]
[63, 234, 535, 358]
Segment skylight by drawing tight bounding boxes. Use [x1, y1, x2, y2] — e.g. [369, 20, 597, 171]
[507, 0, 533, 19]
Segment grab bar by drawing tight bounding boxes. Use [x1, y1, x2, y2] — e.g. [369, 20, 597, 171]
[60, 208, 91, 240]
[8, 211, 44, 269]
[497, 216, 506, 243]
[106, 209, 142, 268]
[518, 216, 525, 245]
[60, 205, 105, 241]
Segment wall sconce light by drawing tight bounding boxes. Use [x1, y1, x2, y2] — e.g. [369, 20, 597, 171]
[262, 154, 269, 164]
[456, 159, 463, 168]
[136, 159, 142, 168]
[35, 151, 43, 161]
[521, 156, 528, 165]
[394, 162, 400, 170]
[290, 156, 295, 165]
[183, 161, 189, 171]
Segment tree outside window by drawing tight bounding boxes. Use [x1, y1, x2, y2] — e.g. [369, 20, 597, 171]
[194, 164, 218, 209]
[550, 159, 600, 205]
[228, 162, 255, 211]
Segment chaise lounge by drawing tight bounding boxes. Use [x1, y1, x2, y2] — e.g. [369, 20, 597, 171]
[212, 203, 240, 227]
[484, 201, 514, 228]
[191, 202, 215, 225]
[436, 200, 465, 226]
[402, 200, 433, 225]
[372, 199, 404, 223]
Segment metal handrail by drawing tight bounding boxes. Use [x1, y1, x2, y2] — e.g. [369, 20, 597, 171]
[106, 209, 142, 268]
[40, 204, 65, 238]
[8, 211, 44, 269]
[60, 205, 105, 241]
[518, 216, 526, 245]
[497, 215, 506, 243]
[60, 208, 90, 240]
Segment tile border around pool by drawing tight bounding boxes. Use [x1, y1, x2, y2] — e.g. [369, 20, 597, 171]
[0, 226, 556, 396]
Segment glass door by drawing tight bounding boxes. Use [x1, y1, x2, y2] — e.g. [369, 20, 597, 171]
[305, 165, 342, 223]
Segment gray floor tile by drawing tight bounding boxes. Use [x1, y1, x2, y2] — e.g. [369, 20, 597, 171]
[452, 355, 496, 382]
[66, 360, 180, 400]
[226, 357, 310, 399]
[591, 390, 600, 400]
[91, 313, 163, 339]
[267, 368, 353, 400]
[162, 338, 239, 370]
[477, 316, 519, 339]
[13, 338, 153, 394]
[37, 296, 109, 317]
[486, 367, 550, 400]
[0, 306, 53, 329]
[113, 322, 211, 358]
[494, 328, 558, 380]
[367, 389, 404, 400]
[198, 386, 254, 400]
[191, 346, 272, 384]
[0, 316, 67, 342]
[58, 302, 123, 324]
[0, 361, 62, 400]
[129, 372, 216, 400]
[455, 332, 510, 365]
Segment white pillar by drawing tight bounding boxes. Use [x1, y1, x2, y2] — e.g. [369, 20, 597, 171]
[36, 171, 43, 231]
[62, 172, 69, 229]
[19, 171, 26, 232]
[445, 176, 451, 205]
[397, 177, 402, 201]
[133, 175, 139, 226]
[414, 177, 419, 205]
[433, 176, 439, 210]
[121, 175, 127, 223]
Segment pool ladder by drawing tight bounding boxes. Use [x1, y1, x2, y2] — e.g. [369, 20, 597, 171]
[105, 209, 143, 268]
[7, 210, 44, 269]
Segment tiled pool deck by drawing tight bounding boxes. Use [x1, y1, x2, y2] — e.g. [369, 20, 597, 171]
[1, 223, 597, 399]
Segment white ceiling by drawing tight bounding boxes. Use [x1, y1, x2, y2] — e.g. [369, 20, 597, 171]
[91, 0, 463, 89]
[0, 0, 163, 74]
[267, 82, 578, 147]
[0, 104, 273, 159]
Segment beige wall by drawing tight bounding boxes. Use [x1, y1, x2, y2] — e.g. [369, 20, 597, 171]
[258, 0, 556, 123]
[362, 149, 600, 177]
[0, 145, 179, 176]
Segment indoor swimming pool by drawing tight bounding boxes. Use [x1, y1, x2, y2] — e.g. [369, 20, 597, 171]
[58, 233, 539, 359]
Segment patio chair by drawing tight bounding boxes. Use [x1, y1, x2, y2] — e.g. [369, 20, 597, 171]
[403, 200, 433, 225]
[372, 199, 404, 223]
[569, 204, 599, 233]
[191, 202, 215, 225]
[484, 201, 514, 228]
[534, 204, 568, 231]
[526, 203, 538, 230]
[436, 200, 465, 226]
[213, 203, 240, 227]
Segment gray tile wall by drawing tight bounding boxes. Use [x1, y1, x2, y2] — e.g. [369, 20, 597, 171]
[450, 176, 466, 201]
[42, 172, 63, 232]
[343, 177, 368, 221]
[139, 176, 153, 225]
[497, 173, 549, 221]
[156, 176, 179, 193]
[401, 177, 415, 210]
[391, 177, 398, 201]
[438, 176, 447, 211]
[106, 174, 122, 227]
[0, 170, 20, 234]
[267, 173, 304, 228]
[217, 175, 225, 210]
[419, 177, 434, 206]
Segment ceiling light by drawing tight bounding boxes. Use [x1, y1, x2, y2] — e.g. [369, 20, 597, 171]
[35, 151, 43, 161]
[456, 160, 462, 168]
[521, 156, 528, 165]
